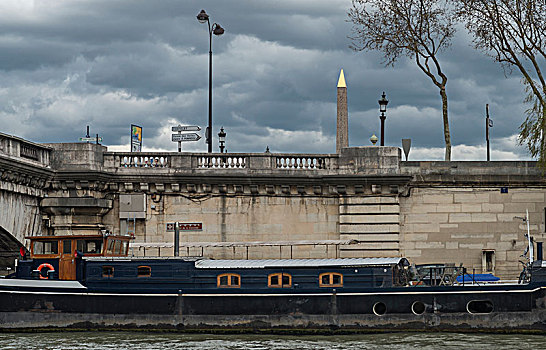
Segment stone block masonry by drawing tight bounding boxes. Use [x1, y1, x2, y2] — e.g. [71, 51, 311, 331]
[400, 186, 546, 278]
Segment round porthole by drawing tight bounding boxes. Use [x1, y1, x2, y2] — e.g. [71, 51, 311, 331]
[373, 302, 387, 316]
[411, 301, 426, 315]
[466, 300, 494, 314]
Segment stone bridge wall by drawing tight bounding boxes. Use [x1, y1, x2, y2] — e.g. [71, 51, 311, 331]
[1, 135, 546, 279]
[400, 161, 546, 277]
[0, 132, 53, 267]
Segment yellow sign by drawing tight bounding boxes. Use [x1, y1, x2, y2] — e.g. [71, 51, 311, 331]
[131, 124, 142, 152]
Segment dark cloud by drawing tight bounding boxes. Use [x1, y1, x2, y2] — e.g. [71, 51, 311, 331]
[0, 0, 534, 159]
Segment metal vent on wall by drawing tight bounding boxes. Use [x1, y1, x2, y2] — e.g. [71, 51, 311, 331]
[119, 194, 146, 219]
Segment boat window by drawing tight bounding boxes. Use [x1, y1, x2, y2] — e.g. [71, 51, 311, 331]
[373, 302, 387, 316]
[467, 300, 494, 314]
[63, 240, 72, 254]
[122, 241, 129, 255]
[137, 266, 151, 278]
[102, 266, 114, 278]
[106, 239, 115, 255]
[268, 273, 292, 288]
[411, 301, 426, 315]
[114, 240, 122, 254]
[217, 273, 241, 288]
[33, 241, 58, 255]
[76, 239, 103, 254]
[319, 272, 343, 287]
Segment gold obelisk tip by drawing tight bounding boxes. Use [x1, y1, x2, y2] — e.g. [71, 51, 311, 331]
[337, 69, 346, 88]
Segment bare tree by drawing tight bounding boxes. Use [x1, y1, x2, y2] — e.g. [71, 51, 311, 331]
[457, 0, 546, 165]
[349, 0, 456, 161]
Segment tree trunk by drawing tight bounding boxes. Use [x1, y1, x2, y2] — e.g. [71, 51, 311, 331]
[440, 86, 451, 161]
[541, 107, 546, 168]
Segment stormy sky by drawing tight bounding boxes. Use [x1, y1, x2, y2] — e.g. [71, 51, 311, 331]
[0, 0, 532, 160]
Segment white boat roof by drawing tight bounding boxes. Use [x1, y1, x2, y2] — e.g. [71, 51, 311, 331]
[195, 258, 406, 269]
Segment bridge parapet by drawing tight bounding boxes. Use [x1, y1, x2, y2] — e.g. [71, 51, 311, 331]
[0, 133, 53, 252]
[103, 146, 400, 176]
[0, 132, 51, 168]
[401, 160, 543, 184]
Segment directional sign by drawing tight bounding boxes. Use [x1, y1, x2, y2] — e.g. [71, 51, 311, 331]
[79, 137, 102, 142]
[172, 125, 201, 132]
[172, 133, 201, 142]
[166, 222, 203, 232]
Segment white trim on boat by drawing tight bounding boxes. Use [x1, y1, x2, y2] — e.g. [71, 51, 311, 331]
[0, 286, 543, 298]
[0, 279, 87, 289]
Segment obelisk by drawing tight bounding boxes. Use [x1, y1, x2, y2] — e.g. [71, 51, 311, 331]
[336, 69, 348, 153]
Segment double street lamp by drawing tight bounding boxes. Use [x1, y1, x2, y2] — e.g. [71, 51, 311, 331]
[196, 9, 224, 153]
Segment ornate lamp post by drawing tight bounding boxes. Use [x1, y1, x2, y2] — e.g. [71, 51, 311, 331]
[378, 92, 389, 146]
[218, 127, 226, 153]
[197, 9, 224, 153]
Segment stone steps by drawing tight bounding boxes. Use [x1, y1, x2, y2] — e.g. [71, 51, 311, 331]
[338, 196, 400, 257]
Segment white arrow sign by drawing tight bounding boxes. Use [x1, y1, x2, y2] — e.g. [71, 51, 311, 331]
[172, 125, 201, 132]
[79, 137, 102, 142]
[172, 133, 201, 142]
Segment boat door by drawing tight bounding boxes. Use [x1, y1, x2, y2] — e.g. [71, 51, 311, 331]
[59, 239, 76, 280]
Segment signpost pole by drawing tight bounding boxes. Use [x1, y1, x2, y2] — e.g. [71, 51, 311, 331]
[174, 222, 180, 257]
[178, 128, 182, 152]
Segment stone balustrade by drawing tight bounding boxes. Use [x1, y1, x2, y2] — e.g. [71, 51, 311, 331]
[118, 154, 170, 168]
[196, 155, 248, 169]
[103, 152, 339, 173]
[275, 155, 330, 170]
[0, 131, 51, 167]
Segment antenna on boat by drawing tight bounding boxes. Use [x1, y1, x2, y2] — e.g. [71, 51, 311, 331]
[515, 210, 534, 264]
[526, 209, 534, 264]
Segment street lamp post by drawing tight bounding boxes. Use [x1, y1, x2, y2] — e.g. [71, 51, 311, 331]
[218, 127, 226, 153]
[485, 104, 493, 161]
[378, 92, 389, 146]
[197, 9, 224, 153]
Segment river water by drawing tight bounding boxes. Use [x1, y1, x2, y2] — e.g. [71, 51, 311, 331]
[0, 332, 544, 350]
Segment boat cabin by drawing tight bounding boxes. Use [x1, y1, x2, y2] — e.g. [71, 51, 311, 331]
[25, 234, 132, 280]
[79, 257, 411, 293]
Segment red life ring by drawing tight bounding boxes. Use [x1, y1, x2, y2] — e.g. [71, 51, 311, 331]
[37, 263, 55, 279]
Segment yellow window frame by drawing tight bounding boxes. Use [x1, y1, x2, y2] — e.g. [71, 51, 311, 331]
[319, 272, 343, 287]
[268, 273, 292, 288]
[217, 273, 241, 288]
[137, 265, 151, 278]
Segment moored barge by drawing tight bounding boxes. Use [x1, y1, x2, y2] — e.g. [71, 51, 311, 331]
[0, 234, 545, 333]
